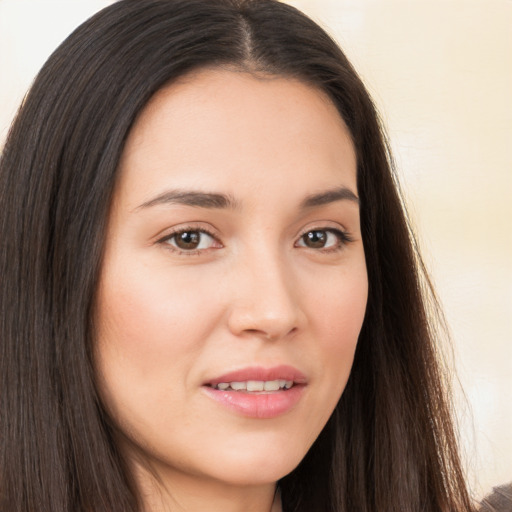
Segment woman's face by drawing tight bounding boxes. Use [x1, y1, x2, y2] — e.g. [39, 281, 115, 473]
[95, 69, 367, 489]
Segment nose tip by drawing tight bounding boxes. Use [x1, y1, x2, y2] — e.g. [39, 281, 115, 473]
[226, 269, 305, 342]
[228, 311, 300, 341]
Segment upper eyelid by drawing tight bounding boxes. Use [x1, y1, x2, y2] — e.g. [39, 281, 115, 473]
[296, 222, 350, 238]
[154, 223, 219, 242]
[159, 225, 347, 238]
[302, 227, 348, 235]
[165, 228, 217, 241]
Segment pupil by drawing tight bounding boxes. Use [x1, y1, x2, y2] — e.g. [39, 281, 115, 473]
[305, 230, 326, 248]
[176, 231, 200, 249]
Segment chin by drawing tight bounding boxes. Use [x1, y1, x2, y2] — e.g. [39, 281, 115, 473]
[207, 461, 298, 488]
[198, 437, 309, 486]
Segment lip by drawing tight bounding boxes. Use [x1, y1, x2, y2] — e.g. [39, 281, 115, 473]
[202, 365, 307, 419]
[204, 365, 307, 386]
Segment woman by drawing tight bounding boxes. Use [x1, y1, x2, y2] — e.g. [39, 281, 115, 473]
[0, 1, 475, 511]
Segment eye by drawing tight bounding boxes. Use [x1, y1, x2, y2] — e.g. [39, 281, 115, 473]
[161, 228, 220, 253]
[296, 228, 351, 251]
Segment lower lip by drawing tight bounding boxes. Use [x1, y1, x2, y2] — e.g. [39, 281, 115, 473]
[202, 385, 305, 419]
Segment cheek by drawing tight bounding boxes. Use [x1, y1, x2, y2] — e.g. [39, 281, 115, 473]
[92, 260, 225, 426]
[95, 262, 220, 369]
[310, 256, 367, 331]
[306, 262, 368, 393]
[324, 276, 367, 344]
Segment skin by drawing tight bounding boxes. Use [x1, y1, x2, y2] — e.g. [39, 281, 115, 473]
[94, 69, 368, 512]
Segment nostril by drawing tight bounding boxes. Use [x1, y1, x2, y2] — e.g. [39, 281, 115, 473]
[245, 328, 278, 340]
[242, 326, 298, 341]
[226, 292, 305, 340]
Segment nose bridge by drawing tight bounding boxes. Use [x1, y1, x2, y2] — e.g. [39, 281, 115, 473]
[227, 240, 304, 340]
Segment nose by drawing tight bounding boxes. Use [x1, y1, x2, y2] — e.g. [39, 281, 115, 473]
[226, 249, 306, 341]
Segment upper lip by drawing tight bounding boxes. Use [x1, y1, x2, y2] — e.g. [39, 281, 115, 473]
[204, 365, 307, 386]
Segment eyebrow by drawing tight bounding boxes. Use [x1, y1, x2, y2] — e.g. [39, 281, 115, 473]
[300, 186, 359, 209]
[136, 190, 239, 210]
[135, 185, 359, 211]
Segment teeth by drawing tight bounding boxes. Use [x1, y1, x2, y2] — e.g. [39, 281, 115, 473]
[264, 380, 280, 391]
[212, 379, 295, 391]
[247, 380, 264, 391]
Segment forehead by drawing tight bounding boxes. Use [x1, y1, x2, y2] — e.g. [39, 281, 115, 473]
[116, 69, 357, 208]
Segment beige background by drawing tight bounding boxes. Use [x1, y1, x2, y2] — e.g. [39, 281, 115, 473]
[1, 0, 510, 500]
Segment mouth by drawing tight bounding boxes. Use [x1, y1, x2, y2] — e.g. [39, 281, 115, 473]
[202, 365, 307, 418]
[203, 364, 307, 391]
[206, 379, 295, 392]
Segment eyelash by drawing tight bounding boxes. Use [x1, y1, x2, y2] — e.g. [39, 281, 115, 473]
[295, 227, 354, 253]
[157, 226, 353, 256]
[157, 226, 220, 256]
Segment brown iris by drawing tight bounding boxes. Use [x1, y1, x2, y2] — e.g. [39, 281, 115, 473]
[174, 231, 201, 250]
[302, 230, 328, 248]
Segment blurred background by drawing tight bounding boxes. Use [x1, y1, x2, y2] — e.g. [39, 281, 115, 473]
[1, 0, 510, 501]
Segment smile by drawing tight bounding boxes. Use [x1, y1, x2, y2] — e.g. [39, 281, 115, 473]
[202, 365, 307, 418]
[208, 379, 294, 392]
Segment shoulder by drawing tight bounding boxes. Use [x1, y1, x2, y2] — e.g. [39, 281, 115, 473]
[479, 483, 512, 512]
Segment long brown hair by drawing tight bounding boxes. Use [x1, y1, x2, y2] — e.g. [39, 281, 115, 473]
[0, 1, 475, 511]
